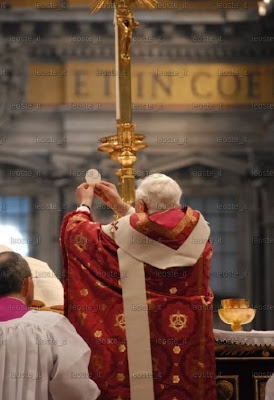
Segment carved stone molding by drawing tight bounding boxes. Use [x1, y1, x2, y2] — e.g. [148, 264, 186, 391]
[0, 43, 28, 128]
[0, 18, 274, 62]
[24, 39, 274, 62]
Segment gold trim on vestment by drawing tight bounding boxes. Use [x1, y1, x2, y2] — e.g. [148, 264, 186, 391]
[101, 213, 210, 269]
[70, 215, 88, 223]
[135, 207, 196, 240]
[197, 257, 204, 296]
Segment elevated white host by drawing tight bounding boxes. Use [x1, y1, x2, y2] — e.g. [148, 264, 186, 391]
[85, 169, 101, 184]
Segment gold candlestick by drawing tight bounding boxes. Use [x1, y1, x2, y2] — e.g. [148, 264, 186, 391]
[90, 0, 157, 206]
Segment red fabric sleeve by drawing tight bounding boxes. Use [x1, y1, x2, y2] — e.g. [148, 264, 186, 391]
[60, 211, 101, 317]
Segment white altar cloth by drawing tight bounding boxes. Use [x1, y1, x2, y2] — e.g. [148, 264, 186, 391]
[214, 329, 274, 347]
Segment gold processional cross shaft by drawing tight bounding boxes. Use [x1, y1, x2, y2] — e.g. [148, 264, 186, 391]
[90, 0, 157, 205]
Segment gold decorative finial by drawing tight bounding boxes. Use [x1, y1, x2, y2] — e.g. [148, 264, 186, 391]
[90, 0, 157, 14]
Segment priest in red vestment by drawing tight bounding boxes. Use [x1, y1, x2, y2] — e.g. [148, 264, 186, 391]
[60, 173, 217, 400]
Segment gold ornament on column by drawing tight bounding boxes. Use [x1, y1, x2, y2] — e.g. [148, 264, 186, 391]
[90, 0, 157, 206]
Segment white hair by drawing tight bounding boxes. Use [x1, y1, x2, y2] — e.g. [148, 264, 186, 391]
[135, 173, 183, 215]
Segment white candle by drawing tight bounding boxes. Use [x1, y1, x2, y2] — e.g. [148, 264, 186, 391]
[114, 6, 120, 120]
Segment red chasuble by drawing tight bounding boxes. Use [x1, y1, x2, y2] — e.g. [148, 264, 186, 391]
[60, 206, 217, 400]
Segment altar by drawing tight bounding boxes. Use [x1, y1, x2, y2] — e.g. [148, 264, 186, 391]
[214, 330, 274, 400]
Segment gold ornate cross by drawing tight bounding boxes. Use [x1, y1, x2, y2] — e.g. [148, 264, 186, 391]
[90, 0, 157, 205]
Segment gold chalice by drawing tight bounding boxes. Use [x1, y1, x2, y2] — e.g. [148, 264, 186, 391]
[218, 299, 256, 331]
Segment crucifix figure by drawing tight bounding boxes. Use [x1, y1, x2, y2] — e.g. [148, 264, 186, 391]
[118, 10, 139, 61]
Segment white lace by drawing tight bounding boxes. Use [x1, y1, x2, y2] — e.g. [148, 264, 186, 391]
[214, 329, 274, 346]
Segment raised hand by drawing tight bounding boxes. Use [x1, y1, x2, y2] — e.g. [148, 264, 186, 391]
[94, 181, 130, 217]
[76, 183, 95, 208]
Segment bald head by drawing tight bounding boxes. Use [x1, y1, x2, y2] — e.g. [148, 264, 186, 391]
[0, 252, 33, 304]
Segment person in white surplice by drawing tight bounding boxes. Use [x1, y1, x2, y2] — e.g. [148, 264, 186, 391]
[0, 251, 100, 400]
[0, 245, 64, 307]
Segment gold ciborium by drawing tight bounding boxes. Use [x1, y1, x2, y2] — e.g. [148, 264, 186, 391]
[218, 299, 256, 331]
